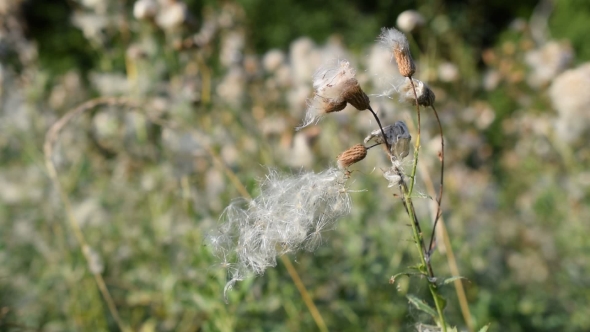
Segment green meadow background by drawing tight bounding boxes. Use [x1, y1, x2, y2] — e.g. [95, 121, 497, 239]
[1, 0, 590, 331]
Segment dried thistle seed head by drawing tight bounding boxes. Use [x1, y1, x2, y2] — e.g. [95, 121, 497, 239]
[324, 97, 348, 114]
[364, 121, 412, 159]
[337, 144, 368, 169]
[341, 78, 371, 110]
[313, 59, 357, 99]
[296, 96, 347, 130]
[297, 59, 365, 130]
[378, 27, 416, 77]
[399, 78, 436, 106]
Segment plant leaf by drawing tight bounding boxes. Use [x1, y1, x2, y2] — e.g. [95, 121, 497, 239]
[407, 294, 437, 318]
[440, 276, 468, 286]
[478, 324, 490, 332]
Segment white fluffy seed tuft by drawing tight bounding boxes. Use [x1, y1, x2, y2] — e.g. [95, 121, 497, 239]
[207, 168, 352, 298]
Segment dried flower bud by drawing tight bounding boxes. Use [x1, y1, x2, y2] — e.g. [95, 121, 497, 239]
[364, 121, 411, 159]
[378, 27, 415, 77]
[341, 78, 370, 110]
[399, 78, 435, 106]
[337, 144, 367, 169]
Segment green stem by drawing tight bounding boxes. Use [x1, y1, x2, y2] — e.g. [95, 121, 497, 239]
[400, 180, 447, 331]
[399, 78, 447, 331]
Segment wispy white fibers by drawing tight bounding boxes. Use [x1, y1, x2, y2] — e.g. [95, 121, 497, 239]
[207, 168, 351, 297]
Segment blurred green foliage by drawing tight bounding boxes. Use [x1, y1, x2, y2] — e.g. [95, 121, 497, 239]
[1, 0, 590, 332]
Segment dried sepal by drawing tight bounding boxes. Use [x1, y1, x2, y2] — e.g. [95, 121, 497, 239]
[337, 144, 368, 169]
[364, 121, 412, 159]
[399, 78, 435, 107]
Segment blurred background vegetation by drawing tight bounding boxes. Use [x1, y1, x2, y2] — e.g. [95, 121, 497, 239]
[1, 0, 590, 331]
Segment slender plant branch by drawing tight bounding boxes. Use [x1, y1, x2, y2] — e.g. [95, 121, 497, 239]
[44, 97, 138, 332]
[412, 116, 473, 332]
[367, 105, 392, 153]
[427, 104, 445, 256]
[401, 78, 448, 331]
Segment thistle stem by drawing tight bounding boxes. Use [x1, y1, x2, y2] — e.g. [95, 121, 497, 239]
[427, 105, 445, 255]
[399, 79, 448, 330]
[368, 105, 392, 153]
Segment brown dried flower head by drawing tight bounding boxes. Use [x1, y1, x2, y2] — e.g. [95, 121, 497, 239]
[297, 60, 370, 130]
[337, 144, 368, 169]
[341, 78, 370, 110]
[378, 27, 416, 77]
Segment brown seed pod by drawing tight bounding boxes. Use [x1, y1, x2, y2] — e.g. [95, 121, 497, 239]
[337, 144, 368, 169]
[394, 47, 416, 77]
[341, 78, 370, 111]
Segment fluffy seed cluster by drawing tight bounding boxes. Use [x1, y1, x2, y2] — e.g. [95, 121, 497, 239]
[378, 27, 415, 77]
[207, 168, 352, 296]
[364, 121, 412, 159]
[399, 78, 435, 106]
[297, 60, 370, 130]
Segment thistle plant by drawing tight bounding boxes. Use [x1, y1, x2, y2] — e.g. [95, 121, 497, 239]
[209, 27, 456, 331]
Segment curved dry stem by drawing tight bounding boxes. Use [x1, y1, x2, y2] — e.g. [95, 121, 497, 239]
[419, 153, 472, 332]
[367, 105, 392, 153]
[44, 97, 328, 332]
[44, 97, 138, 332]
[427, 105, 445, 256]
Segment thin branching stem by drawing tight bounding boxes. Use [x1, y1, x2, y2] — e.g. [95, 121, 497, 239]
[44, 98, 137, 332]
[427, 104, 445, 256]
[367, 105, 392, 153]
[401, 79, 448, 331]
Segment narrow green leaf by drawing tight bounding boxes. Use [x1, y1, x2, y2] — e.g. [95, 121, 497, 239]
[478, 324, 490, 332]
[440, 276, 468, 286]
[407, 294, 437, 318]
[434, 291, 447, 310]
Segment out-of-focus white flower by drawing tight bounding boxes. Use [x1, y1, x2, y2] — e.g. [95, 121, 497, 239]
[549, 63, 590, 143]
[525, 41, 573, 88]
[90, 72, 129, 96]
[396, 10, 425, 33]
[263, 49, 286, 73]
[290, 37, 321, 85]
[156, 1, 188, 30]
[297, 60, 369, 130]
[133, 0, 158, 20]
[81, 0, 108, 14]
[220, 31, 245, 67]
[216, 66, 245, 107]
[207, 168, 352, 296]
[71, 12, 108, 43]
[438, 62, 459, 82]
